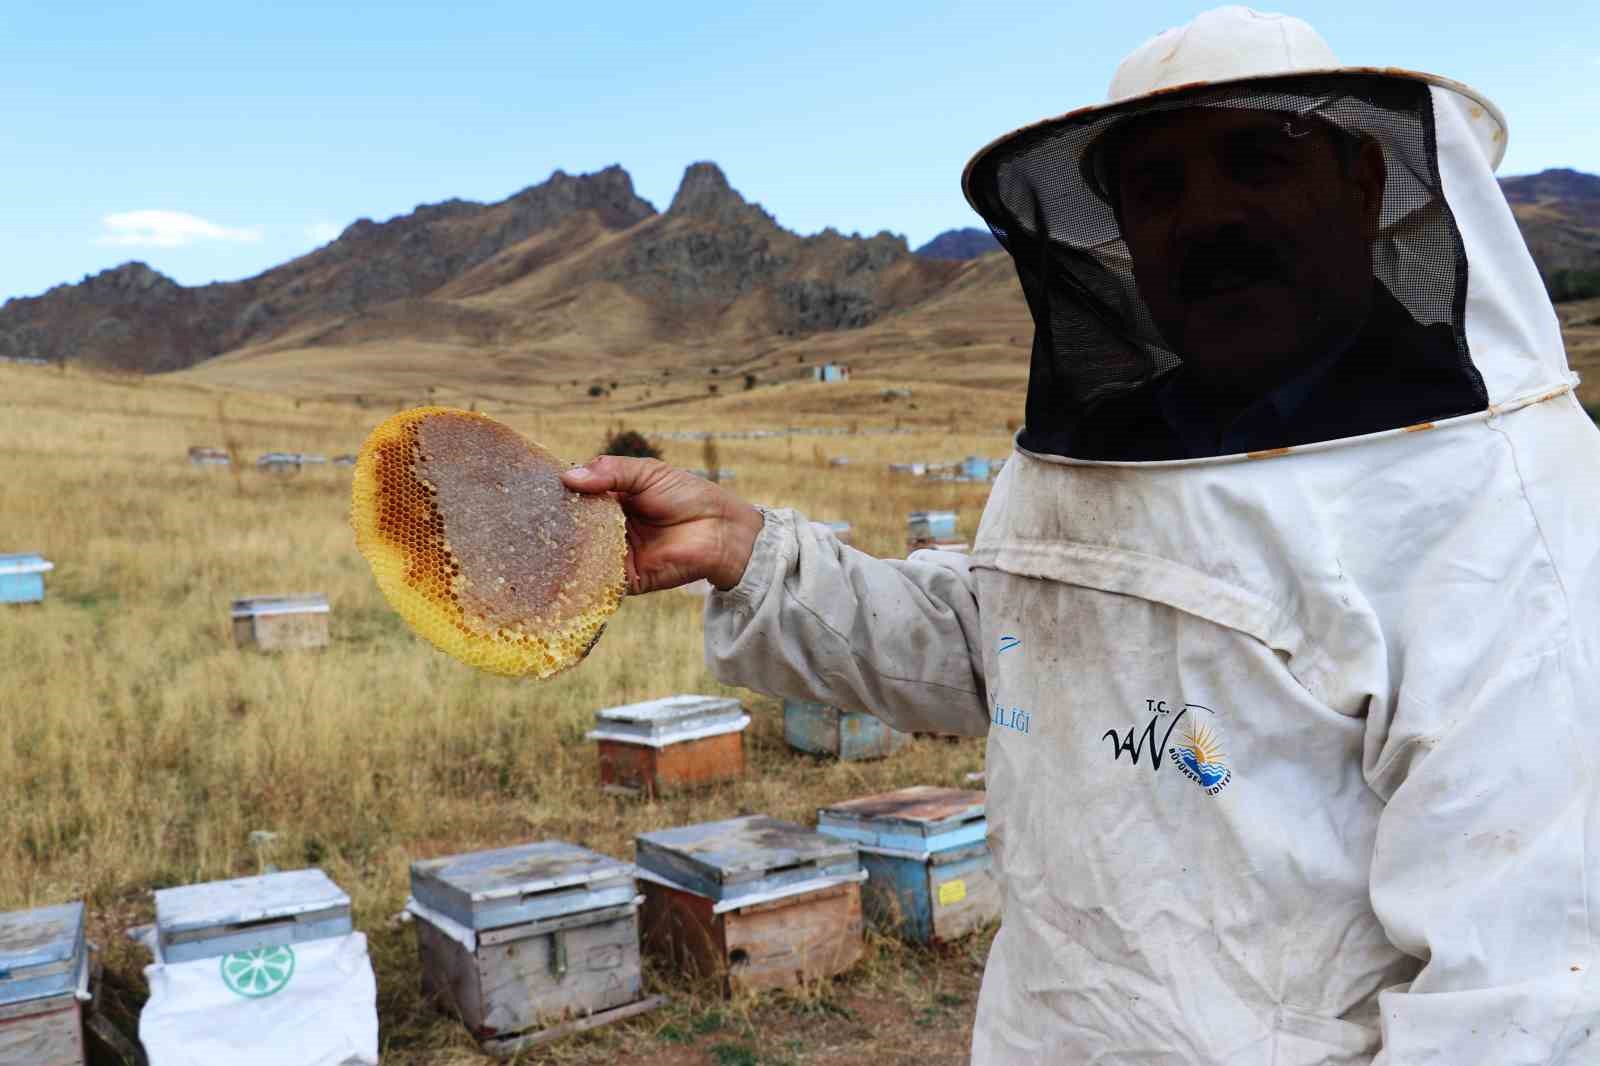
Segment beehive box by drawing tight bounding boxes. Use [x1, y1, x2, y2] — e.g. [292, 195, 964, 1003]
[230, 595, 330, 651]
[154, 869, 353, 965]
[817, 787, 999, 945]
[407, 841, 661, 1056]
[255, 451, 303, 474]
[959, 456, 991, 480]
[587, 695, 750, 798]
[814, 520, 853, 544]
[187, 446, 230, 466]
[906, 511, 967, 553]
[0, 902, 88, 1066]
[636, 816, 865, 995]
[783, 698, 910, 761]
[0, 554, 54, 605]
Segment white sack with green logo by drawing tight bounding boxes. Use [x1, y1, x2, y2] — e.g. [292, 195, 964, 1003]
[704, 9, 1600, 1066]
[139, 933, 377, 1066]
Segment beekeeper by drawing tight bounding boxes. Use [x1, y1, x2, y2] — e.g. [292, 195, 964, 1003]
[564, 7, 1600, 1063]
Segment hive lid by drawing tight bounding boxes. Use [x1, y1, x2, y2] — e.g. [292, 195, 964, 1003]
[0, 553, 54, 576]
[818, 787, 987, 857]
[230, 595, 331, 618]
[635, 816, 860, 903]
[589, 694, 749, 747]
[155, 868, 349, 939]
[410, 840, 637, 931]
[0, 901, 85, 1006]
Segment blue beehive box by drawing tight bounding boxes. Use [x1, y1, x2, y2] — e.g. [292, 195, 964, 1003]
[783, 698, 910, 761]
[817, 787, 999, 945]
[0, 901, 89, 1063]
[0, 553, 54, 605]
[154, 869, 352, 965]
[959, 456, 991, 480]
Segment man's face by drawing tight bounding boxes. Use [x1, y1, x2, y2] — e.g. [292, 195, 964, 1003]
[1110, 107, 1385, 393]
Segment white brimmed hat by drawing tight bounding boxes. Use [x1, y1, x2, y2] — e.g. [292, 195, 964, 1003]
[962, 5, 1507, 216]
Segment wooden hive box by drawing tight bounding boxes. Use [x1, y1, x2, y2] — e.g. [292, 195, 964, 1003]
[230, 595, 331, 651]
[587, 695, 750, 798]
[635, 816, 865, 995]
[0, 553, 54, 605]
[817, 787, 999, 945]
[814, 521, 853, 544]
[154, 868, 353, 965]
[0, 901, 88, 1066]
[407, 841, 662, 1057]
[783, 698, 910, 761]
[905, 511, 966, 554]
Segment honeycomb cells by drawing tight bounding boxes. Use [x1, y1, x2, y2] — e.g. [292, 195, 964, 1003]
[351, 406, 626, 677]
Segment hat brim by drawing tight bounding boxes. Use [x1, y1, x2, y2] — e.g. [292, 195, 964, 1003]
[961, 67, 1507, 218]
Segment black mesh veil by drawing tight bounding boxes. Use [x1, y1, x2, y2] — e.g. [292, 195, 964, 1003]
[965, 74, 1487, 460]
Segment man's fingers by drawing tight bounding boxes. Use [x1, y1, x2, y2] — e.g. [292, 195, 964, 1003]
[560, 454, 666, 496]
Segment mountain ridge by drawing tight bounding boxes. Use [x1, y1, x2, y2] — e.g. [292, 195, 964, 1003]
[2, 164, 1595, 383]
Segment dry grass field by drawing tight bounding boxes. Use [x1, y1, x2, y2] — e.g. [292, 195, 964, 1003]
[0, 361, 1017, 1065]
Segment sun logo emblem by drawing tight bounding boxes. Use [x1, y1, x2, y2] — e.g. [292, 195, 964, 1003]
[1168, 721, 1233, 796]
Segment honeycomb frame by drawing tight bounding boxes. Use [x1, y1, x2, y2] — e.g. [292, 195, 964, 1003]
[350, 406, 626, 678]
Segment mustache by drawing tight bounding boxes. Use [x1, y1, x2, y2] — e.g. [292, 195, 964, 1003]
[1175, 235, 1287, 300]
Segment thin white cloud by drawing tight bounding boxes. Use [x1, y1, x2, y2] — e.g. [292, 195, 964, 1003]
[96, 210, 264, 248]
[304, 221, 343, 245]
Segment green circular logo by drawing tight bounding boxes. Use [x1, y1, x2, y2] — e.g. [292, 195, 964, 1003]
[220, 945, 296, 998]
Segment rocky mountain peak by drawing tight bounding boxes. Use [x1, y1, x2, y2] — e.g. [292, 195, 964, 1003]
[667, 162, 766, 225]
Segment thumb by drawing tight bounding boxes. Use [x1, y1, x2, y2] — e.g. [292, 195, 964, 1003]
[559, 454, 667, 497]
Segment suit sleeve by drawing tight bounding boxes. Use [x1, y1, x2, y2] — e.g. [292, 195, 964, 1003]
[703, 507, 990, 737]
[1366, 644, 1600, 1064]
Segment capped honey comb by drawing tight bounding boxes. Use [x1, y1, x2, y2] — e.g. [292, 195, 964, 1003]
[350, 406, 626, 678]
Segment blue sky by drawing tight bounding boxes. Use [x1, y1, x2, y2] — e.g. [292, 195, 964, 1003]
[2, 0, 1595, 303]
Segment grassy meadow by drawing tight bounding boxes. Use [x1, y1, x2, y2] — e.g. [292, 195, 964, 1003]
[0, 361, 1016, 1065]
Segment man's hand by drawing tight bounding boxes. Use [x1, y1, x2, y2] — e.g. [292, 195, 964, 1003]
[560, 457, 764, 594]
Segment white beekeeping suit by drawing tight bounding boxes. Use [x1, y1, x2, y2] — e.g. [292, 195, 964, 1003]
[705, 7, 1600, 1064]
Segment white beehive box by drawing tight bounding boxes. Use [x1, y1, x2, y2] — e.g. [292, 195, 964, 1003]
[230, 595, 330, 651]
[0, 901, 89, 1066]
[407, 841, 661, 1055]
[154, 869, 352, 965]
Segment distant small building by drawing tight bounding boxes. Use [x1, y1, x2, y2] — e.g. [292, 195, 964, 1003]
[0, 553, 54, 605]
[813, 363, 851, 383]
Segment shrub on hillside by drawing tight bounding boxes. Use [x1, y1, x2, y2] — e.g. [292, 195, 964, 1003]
[1547, 268, 1600, 303]
[600, 429, 661, 460]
